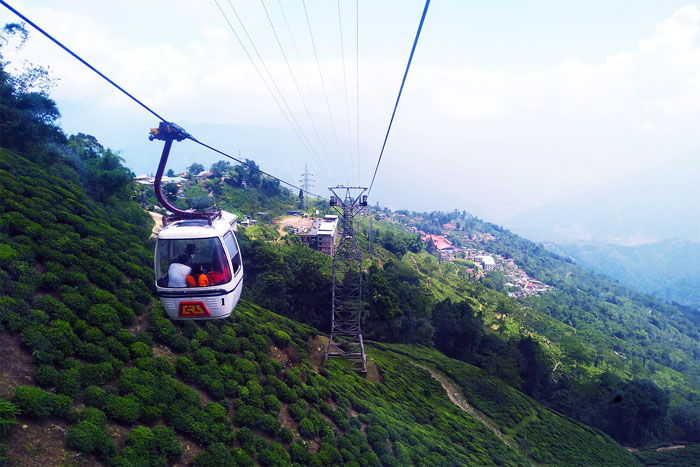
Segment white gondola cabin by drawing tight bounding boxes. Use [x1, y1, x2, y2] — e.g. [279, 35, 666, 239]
[155, 211, 243, 319]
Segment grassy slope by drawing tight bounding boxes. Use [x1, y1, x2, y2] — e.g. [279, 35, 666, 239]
[372, 343, 638, 467]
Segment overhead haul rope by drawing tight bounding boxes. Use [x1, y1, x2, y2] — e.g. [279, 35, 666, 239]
[367, 0, 430, 197]
[336, 0, 354, 184]
[355, 0, 360, 185]
[0, 0, 322, 198]
[259, 0, 338, 181]
[219, 0, 334, 186]
[276, 0, 345, 182]
[302, 0, 347, 182]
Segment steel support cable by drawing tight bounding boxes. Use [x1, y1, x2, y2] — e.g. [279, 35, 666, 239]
[276, 0, 345, 182]
[0, 0, 321, 199]
[0, 0, 166, 122]
[223, 0, 334, 184]
[260, 0, 339, 182]
[367, 0, 430, 197]
[355, 0, 360, 185]
[302, 0, 348, 181]
[336, 0, 354, 184]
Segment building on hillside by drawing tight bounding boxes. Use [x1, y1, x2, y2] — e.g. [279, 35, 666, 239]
[475, 255, 496, 271]
[300, 215, 339, 256]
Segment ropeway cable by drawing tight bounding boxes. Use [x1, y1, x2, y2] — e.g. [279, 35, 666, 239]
[0, 0, 322, 199]
[367, 0, 430, 197]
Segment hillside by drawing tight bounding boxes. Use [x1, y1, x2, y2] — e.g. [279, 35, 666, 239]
[553, 239, 700, 310]
[0, 143, 650, 465]
[1, 31, 698, 462]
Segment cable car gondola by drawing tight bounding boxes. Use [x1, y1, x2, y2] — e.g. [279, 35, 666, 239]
[150, 122, 243, 319]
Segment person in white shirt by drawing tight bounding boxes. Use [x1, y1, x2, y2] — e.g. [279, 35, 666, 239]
[167, 254, 192, 287]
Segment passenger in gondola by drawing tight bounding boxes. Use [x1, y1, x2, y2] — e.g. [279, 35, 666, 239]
[207, 248, 231, 286]
[186, 263, 210, 287]
[167, 254, 192, 287]
[185, 243, 197, 263]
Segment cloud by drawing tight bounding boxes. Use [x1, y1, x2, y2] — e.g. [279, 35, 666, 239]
[4, 2, 700, 229]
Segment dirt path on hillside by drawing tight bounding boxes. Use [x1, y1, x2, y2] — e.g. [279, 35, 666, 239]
[148, 211, 163, 239]
[411, 361, 534, 465]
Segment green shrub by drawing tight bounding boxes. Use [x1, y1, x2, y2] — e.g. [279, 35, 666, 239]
[205, 402, 227, 422]
[279, 426, 293, 443]
[289, 400, 307, 422]
[235, 406, 263, 429]
[86, 304, 121, 335]
[299, 417, 317, 439]
[261, 414, 281, 436]
[56, 368, 81, 398]
[290, 441, 310, 464]
[84, 385, 106, 408]
[82, 326, 105, 343]
[176, 356, 199, 382]
[79, 362, 113, 386]
[264, 394, 281, 415]
[270, 329, 292, 348]
[66, 420, 116, 460]
[193, 442, 233, 467]
[80, 407, 107, 427]
[104, 395, 141, 424]
[140, 405, 162, 425]
[51, 393, 75, 419]
[35, 364, 59, 386]
[152, 425, 183, 460]
[13, 386, 53, 418]
[130, 341, 152, 359]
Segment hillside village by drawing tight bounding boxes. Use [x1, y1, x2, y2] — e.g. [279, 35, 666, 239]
[376, 211, 554, 298]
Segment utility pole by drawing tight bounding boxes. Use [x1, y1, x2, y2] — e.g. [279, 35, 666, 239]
[298, 163, 315, 209]
[369, 216, 373, 254]
[325, 186, 368, 373]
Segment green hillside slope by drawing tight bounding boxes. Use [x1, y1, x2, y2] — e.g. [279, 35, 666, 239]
[0, 149, 642, 465]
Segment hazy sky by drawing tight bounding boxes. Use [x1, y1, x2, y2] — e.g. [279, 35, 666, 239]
[2, 1, 700, 241]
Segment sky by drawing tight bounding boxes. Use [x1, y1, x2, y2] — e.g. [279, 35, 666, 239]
[2, 1, 700, 244]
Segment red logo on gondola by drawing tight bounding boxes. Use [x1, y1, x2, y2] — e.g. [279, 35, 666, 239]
[178, 301, 211, 317]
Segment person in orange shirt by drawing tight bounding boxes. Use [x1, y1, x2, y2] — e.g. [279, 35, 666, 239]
[186, 263, 210, 287]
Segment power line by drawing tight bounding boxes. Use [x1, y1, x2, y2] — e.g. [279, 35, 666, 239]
[367, 0, 431, 197]
[0, 0, 321, 199]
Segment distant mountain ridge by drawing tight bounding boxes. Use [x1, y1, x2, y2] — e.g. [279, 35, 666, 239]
[553, 238, 700, 309]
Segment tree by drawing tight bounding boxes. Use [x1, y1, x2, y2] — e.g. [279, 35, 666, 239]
[187, 162, 205, 175]
[166, 169, 175, 177]
[210, 160, 231, 179]
[603, 379, 669, 447]
[163, 182, 179, 201]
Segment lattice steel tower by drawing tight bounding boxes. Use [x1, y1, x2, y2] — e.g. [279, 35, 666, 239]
[325, 186, 368, 373]
[298, 163, 314, 209]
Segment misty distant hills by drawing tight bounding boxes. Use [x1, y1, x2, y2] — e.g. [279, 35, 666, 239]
[553, 239, 700, 309]
[503, 155, 700, 245]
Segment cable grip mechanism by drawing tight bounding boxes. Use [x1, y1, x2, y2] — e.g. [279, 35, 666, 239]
[149, 121, 191, 142]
